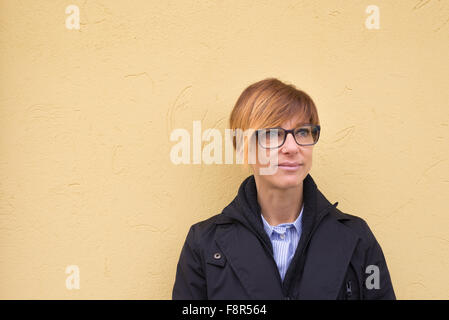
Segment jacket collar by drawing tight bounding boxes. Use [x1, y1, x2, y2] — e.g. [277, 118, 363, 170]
[219, 174, 344, 229]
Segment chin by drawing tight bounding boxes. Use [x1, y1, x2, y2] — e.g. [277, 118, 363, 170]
[253, 164, 308, 189]
[269, 173, 303, 190]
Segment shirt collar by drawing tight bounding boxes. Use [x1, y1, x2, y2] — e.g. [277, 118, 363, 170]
[260, 203, 304, 236]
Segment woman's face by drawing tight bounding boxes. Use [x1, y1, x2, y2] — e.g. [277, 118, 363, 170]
[250, 117, 315, 190]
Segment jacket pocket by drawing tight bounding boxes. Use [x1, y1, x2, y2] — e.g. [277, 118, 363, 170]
[341, 262, 362, 300]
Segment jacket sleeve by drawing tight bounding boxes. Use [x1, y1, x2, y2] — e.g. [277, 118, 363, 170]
[361, 220, 396, 300]
[172, 225, 207, 300]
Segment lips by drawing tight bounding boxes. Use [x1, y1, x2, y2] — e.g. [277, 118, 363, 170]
[278, 162, 302, 167]
[277, 162, 303, 171]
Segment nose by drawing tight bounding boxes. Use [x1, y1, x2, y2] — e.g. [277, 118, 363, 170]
[281, 132, 299, 153]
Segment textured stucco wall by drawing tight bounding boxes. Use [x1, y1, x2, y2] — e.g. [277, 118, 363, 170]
[0, 0, 448, 299]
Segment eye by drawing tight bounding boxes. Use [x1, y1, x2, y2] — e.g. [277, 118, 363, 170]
[296, 128, 310, 137]
[263, 129, 282, 138]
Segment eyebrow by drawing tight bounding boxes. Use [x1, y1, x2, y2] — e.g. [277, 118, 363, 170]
[292, 122, 309, 127]
[266, 122, 310, 129]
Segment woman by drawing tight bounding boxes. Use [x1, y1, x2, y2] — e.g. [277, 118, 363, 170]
[172, 78, 396, 300]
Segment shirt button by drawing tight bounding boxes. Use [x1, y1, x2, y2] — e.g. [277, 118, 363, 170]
[280, 234, 285, 240]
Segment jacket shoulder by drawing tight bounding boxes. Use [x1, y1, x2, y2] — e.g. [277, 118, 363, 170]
[190, 213, 229, 231]
[332, 207, 377, 245]
[186, 213, 232, 246]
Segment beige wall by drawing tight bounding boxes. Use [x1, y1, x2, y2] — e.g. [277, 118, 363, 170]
[1, 0, 448, 299]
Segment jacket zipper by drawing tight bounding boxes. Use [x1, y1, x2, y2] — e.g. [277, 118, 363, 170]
[347, 262, 362, 300]
[346, 280, 352, 299]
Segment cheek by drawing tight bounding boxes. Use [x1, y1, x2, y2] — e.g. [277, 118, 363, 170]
[252, 147, 280, 166]
[303, 149, 314, 168]
[306, 149, 313, 160]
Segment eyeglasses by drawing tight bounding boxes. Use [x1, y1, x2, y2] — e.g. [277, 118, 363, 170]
[255, 125, 321, 149]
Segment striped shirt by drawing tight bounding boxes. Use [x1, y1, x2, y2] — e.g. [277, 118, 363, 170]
[260, 204, 304, 281]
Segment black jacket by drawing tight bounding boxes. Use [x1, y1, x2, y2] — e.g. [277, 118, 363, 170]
[172, 174, 396, 300]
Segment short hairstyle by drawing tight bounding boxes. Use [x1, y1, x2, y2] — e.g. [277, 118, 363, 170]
[229, 78, 320, 163]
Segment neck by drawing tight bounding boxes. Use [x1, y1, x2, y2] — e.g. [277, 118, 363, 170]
[254, 177, 304, 226]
